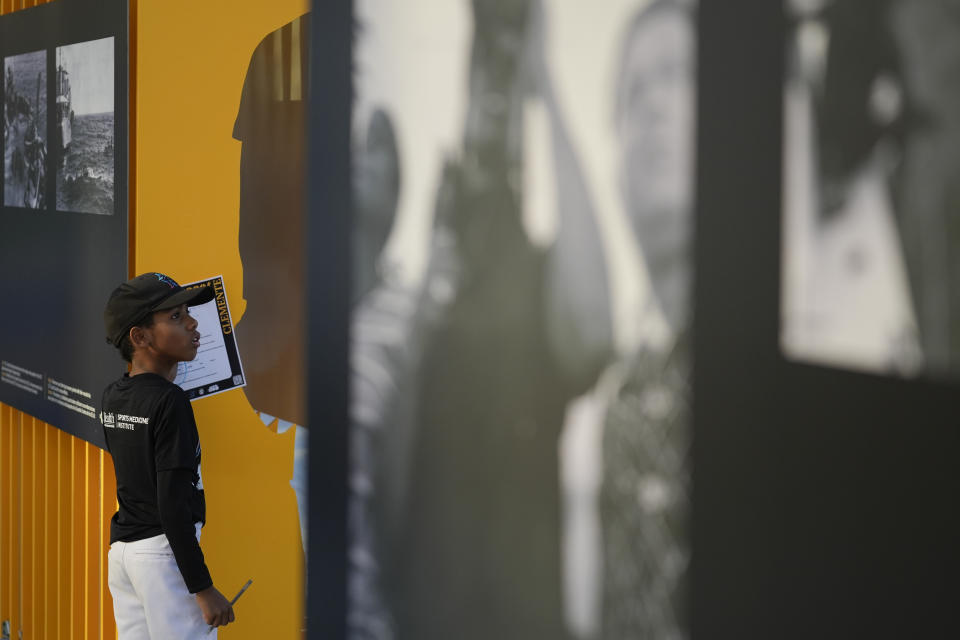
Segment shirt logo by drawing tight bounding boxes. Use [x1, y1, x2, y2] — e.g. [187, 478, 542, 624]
[101, 411, 116, 428]
[115, 413, 149, 431]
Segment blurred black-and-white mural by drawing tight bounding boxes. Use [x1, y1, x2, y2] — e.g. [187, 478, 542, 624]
[782, 0, 960, 377]
[348, 1, 695, 638]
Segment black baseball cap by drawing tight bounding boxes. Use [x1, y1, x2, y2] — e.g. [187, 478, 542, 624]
[104, 272, 215, 347]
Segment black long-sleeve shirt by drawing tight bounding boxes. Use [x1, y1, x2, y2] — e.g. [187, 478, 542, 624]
[101, 372, 212, 593]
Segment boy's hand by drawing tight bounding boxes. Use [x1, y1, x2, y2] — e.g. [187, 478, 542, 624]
[195, 586, 235, 627]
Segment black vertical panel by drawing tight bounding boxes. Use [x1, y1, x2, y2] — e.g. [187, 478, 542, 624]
[306, 1, 351, 638]
[693, 1, 784, 635]
[694, 1, 960, 638]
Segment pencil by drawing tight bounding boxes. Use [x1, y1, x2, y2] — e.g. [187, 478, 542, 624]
[206, 579, 253, 634]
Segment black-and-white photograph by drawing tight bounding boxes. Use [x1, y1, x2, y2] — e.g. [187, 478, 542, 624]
[55, 37, 115, 216]
[348, 0, 696, 638]
[782, 0, 960, 378]
[4, 50, 47, 209]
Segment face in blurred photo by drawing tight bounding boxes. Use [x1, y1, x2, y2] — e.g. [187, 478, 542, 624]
[354, 109, 400, 237]
[352, 108, 401, 298]
[616, 3, 695, 330]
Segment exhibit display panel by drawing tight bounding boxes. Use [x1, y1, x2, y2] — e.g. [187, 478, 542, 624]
[0, 0, 128, 446]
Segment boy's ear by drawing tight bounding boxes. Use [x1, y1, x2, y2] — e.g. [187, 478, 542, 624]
[129, 325, 151, 349]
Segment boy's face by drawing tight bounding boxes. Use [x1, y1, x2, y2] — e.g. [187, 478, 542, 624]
[141, 303, 201, 364]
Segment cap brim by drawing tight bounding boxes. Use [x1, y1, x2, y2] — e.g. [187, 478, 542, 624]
[154, 285, 215, 311]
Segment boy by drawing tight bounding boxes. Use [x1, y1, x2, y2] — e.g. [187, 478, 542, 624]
[102, 272, 234, 637]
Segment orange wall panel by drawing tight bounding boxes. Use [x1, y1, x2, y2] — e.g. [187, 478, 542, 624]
[0, 405, 116, 640]
[58, 429, 71, 639]
[70, 434, 86, 639]
[21, 417, 34, 636]
[135, 1, 309, 638]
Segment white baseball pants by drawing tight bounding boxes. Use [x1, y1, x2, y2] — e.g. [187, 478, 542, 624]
[107, 525, 214, 639]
